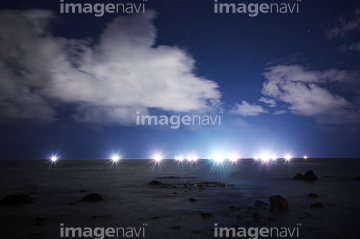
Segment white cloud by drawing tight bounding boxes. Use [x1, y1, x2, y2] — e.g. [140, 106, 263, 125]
[262, 65, 360, 124]
[339, 42, 360, 53]
[326, 9, 360, 39]
[0, 10, 57, 123]
[273, 110, 287, 115]
[230, 101, 267, 117]
[259, 97, 276, 107]
[0, 10, 221, 125]
[327, 8, 360, 56]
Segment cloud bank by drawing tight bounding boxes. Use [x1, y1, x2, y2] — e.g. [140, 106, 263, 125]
[0, 10, 221, 125]
[327, 8, 360, 55]
[326, 8, 360, 40]
[230, 8, 360, 125]
[262, 65, 360, 124]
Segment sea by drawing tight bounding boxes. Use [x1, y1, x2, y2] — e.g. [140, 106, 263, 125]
[0, 158, 359, 239]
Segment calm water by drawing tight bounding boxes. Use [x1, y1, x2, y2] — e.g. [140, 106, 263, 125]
[0, 158, 360, 239]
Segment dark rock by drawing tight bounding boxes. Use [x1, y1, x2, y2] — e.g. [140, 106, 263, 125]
[268, 207, 278, 212]
[189, 198, 197, 202]
[197, 181, 233, 188]
[293, 170, 318, 181]
[267, 216, 277, 221]
[254, 200, 268, 207]
[147, 180, 162, 185]
[268, 195, 289, 210]
[216, 182, 226, 188]
[308, 193, 319, 198]
[310, 202, 325, 208]
[236, 215, 243, 220]
[172, 225, 181, 229]
[355, 176, 360, 180]
[28, 233, 40, 238]
[229, 206, 235, 209]
[35, 216, 46, 224]
[293, 173, 304, 180]
[80, 190, 86, 192]
[252, 212, 262, 219]
[80, 193, 103, 202]
[201, 212, 214, 218]
[0, 194, 34, 205]
[303, 170, 317, 181]
[158, 176, 180, 179]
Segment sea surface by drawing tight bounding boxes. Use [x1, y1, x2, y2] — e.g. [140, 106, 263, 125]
[0, 158, 360, 239]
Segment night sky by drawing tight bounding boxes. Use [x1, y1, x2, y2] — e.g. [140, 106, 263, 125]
[0, 0, 359, 159]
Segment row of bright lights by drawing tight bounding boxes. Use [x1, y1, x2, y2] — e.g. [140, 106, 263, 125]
[50, 154, 308, 163]
[49, 154, 121, 163]
[165, 154, 295, 163]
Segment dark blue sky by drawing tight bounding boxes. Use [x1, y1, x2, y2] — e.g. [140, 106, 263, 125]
[0, 0, 359, 159]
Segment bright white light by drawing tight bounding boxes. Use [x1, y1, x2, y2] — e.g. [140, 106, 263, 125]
[50, 155, 58, 162]
[303, 155, 308, 160]
[228, 154, 239, 162]
[153, 154, 163, 162]
[186, 155, 197, 162]
[213, 154, 224, 163]
[111, 154, 120, 162]
[260, 154, 271, 162]
[284, 154, 292, 161]
[271, 155, 277, 161]
[190, 155, 198, 162]
[175, 156, 184, 161]
[254, 156, 259, 160]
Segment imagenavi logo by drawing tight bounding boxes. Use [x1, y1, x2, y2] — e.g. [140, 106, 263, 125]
[60, 223, 148, 239]
[60, 0, 148, 17]
[214, 223, 301, 238]
[214, 0, 301, 17]
[135, 111, 222, 129]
